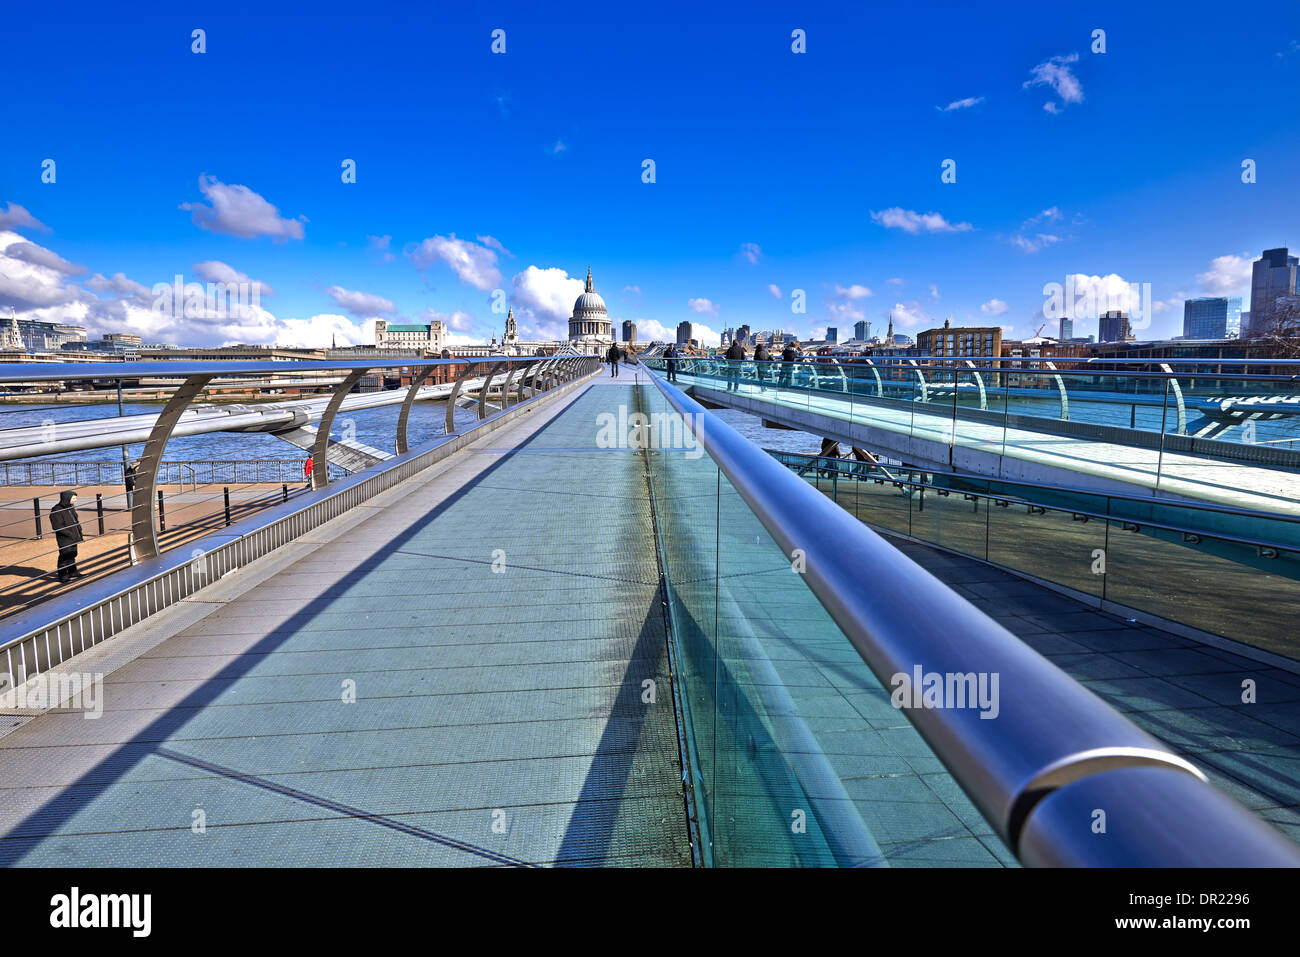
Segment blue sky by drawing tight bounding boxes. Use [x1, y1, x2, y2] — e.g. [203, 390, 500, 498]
[2, 1, 1299, 347]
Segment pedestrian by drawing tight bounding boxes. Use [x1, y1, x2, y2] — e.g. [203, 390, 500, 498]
[725, 337, 746, 392]
[304, 455, 314, 489]
[663, 344, 678, 383]
[779, 341, 799, 388]
[49, 490, 85, 583]
[607, 342, 621, 378]
[124, 459, 138, 510]
[753, 342, 770, 391]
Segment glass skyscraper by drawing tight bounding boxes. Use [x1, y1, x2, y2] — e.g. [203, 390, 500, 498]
[1183, 297, 1229, 339]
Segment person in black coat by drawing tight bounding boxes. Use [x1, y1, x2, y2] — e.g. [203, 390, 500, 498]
[663, 344, 678, 382]
[725, 339, 746, 391]
[49, 490, 85, 583]
[606, 342, 621, 377]
[779, 342, 799, 388]
[124, 460, 138, 509]
[753, 342, 770, 390]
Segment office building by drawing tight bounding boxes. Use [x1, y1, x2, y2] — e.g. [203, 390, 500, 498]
[1247, 248, 1298, 338]
[1059, 317, 1073, 340]
[1098, 311, 1133, 342]
[622, 320, 637, 343]
[1183, 298, 1229, 340]
[854, 320, 870, 340]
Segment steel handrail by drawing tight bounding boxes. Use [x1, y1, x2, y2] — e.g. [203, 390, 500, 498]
[772, 453, 1300, 558]
[645, 356, 1300, 382]
[769, 450, 1300, 526]
[639, 363, 1300, 866]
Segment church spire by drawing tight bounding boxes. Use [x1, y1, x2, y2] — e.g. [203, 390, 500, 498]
[585, 266, 593, 293]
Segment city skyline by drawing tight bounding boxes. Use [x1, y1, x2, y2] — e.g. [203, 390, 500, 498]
[3, 3, 1300, 349]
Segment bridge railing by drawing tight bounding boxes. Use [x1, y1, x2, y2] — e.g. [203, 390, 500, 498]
[771, 449, 1300, 661]
[643, 356, 1300, 470]
[638, 361, 1300, 867]
[0, 355, 598, 624]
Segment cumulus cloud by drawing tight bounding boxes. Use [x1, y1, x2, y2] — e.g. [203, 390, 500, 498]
[179, 175, 306, 241]
[768, 283, 783, 299]
[0, 203, 50, 232]
[688, 297, 718, 315]
[885, 301, 935, 329]
[834, 284, 873, 299]
[193, 260, 276, 297]
[1024, 53, 1083, 111]
[85, 272, 152, 299]
[476, 235, 513, 256]
[510, 265, 585, 339]
[4, 241, 85, 275]
[871, 207, 973, 234]
[407, 234, 503, 291]
[1196, 254, 1252, 296]
[981, 298, 1010, 315]
[738, 242, 762, 264]
[324, 285, 396, 318]
[937, 96, 984, 112]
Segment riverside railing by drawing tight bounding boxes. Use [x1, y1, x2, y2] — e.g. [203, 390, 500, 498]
[0, 355, 597, 618]
[638, 361, 1300, 867]
[643, 356, 1300, 479]
[772, 450, 1300, 661]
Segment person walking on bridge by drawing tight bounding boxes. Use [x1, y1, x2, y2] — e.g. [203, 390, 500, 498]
[606, 342, 621, 378]
[124, 459, 138, 510]
[753, 341, 770, 391]
[663, 343, 678, 383]
[49, 490, 85, 583]
[303, 455, 314, 489]
[725, 338, 746, 392]
[779, 341, 798, 389]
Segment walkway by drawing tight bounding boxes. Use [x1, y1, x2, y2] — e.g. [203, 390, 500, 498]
[0, 380, 692, 866]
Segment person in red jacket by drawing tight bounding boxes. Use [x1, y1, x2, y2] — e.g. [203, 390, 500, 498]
[303, 456, 314, 489]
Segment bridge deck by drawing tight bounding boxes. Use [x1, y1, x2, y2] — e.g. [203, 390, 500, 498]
[0, 380, 692, 866]
[686, 377, 1300, 516]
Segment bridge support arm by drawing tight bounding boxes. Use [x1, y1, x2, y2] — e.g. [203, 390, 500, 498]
[444, 360, 479, 434]
[395, 364, 437, 455]
[1159, 363, 1187, 435]
[477, 362, 507, 420]
[131, 373, 216, 560]
[313, 369, 370, 489]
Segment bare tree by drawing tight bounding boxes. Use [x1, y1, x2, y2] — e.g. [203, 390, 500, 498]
[1255, 299, 1300, 359]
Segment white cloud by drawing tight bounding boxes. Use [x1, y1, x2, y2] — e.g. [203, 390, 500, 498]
[886, 277, 904, 287]
[1196, 254, 1252, 296]
[0, 203, 49, 232]
[937, 96, 984, 112]
[635, 318, 675, 342]
[476, 235, 513, 257]
[1010, 233, 1062, 253]
[768, 283, 783, 299]
[273, 314, 369, 349]
[178, 174, 306, 241]
[738, 242, 762, 264]
[193, 260, 276, 296]
[324, 285, 396, 318]
[688, 297, 718, 315]
[85, 272, 151, 298]
[4, 241, 85, 275]
[929, 284, 940, 300]
[1024, 53, 1083, 111]
[419, 307, 475, 332]
[981, 298, 1010, 316]
[871, 207, 973, 235]
[407, 234, 504, 291]
[886, 301, 935, 328]
[834, 284, 873, 299]
[510, 265, 585, 339]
